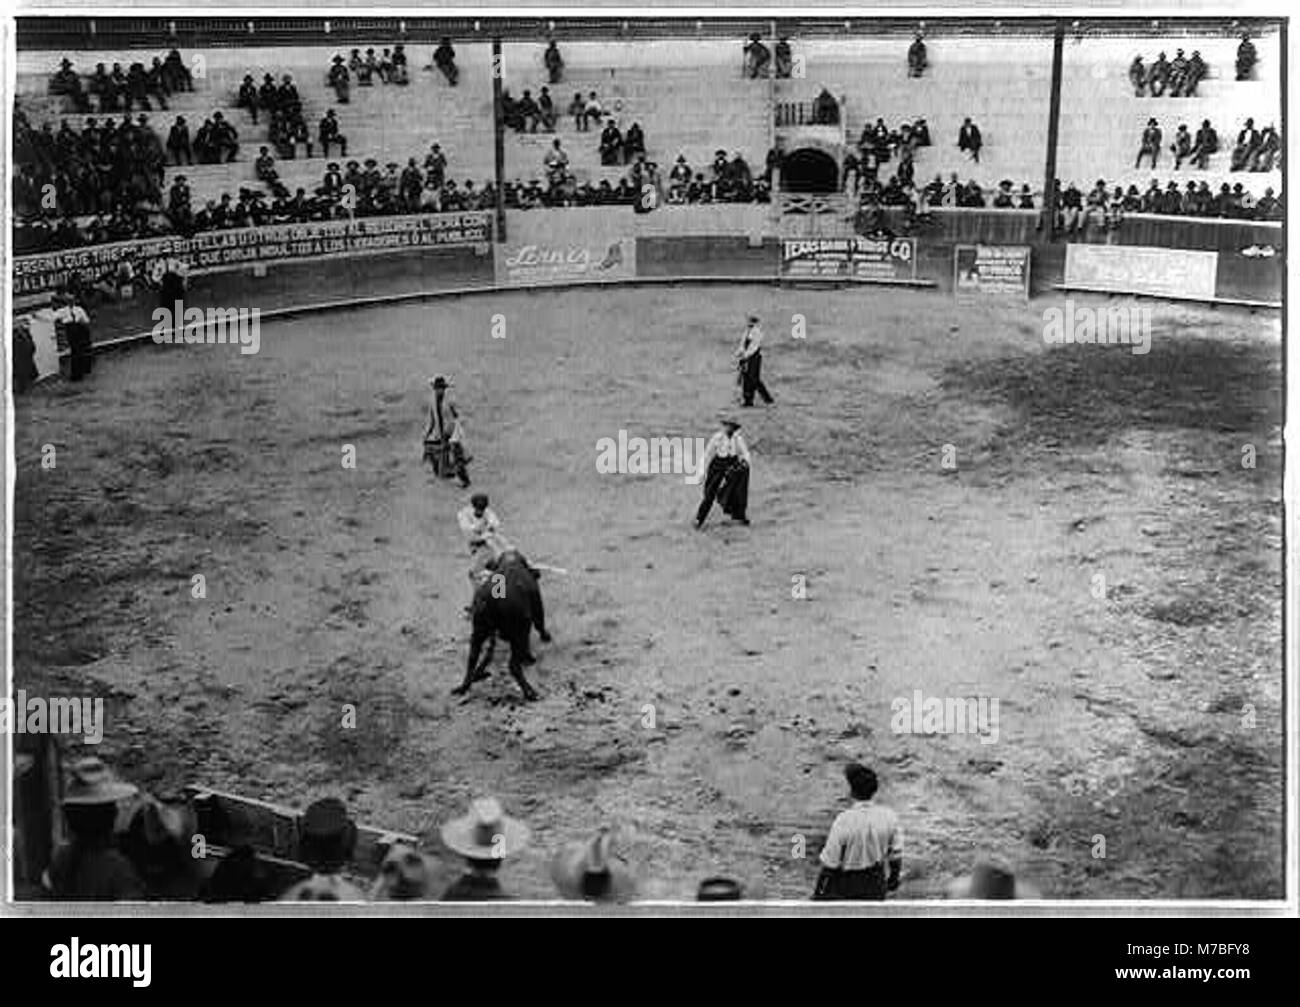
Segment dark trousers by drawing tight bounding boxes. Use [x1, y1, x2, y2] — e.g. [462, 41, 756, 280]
[65, 323, 93, 381]
[813, 864, 887, 901]
[696, 457, 748, 524]
[740, 351, 773, 406]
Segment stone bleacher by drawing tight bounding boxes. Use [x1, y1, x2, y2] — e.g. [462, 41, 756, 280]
[16, 43, 497, 208]
[16, 29, 1282, 218]
[1056, 32, 1282, 198]
[788, 36, 1054, 193]
[500, 39, 770, 187]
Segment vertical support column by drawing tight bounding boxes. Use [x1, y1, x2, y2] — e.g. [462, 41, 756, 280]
[492, 36, 506, 243]
[1042, 21, 1065, 242]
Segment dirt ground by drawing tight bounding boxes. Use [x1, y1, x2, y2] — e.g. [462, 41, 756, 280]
[11, 284, 1284, 900]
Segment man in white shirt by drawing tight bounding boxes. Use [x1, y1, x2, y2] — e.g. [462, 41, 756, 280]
[52, 292, 94, 381]
[736, 315, 774, 407]
[814, 763, 903, 900]
[457, 492, 512, 589]
[694, 417, 751, 528]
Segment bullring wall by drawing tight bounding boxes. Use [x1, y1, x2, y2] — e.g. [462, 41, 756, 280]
[15, 206, 1282, 352]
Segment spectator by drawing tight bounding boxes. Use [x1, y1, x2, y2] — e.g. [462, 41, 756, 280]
[599, 119, 623, 165]
[328, 55, 350, 104]
[908, 33, 928, 78]
[948, 860, 1041, 900]
[433, 37, 459, 86]
[1191, 119, 1219, 169]
[1255, 186, 1282, 220]
[624, 122, 646, 164]
[1128, 55, 1146, 96]
[1059, 180, 1083, 231]
[957, 117, 982, 163]
[391, 44, 409, 86]
[166, 114, 191, 165]
[440, 798, 529, 901]
[584, 90, 605, 128]
[237, 74, 260, 122]
[201, 844, 276, 903]
[1139, 178, 1161, 213]
[1018, 183, 1035, 210]
[551, 829, 637, 904]
[913, 116, 932, 147]
[399, 159, 423, 211]
[319, 109, 347, 157]
[1135, 118, 1161, 169]
[1185, 51, 1207, 96]
[44, 757, 144, 900]
[1252, 125, 1280, 171]
[1146, 52, 1170, 97]
[515, 89, 540, 133]
[544, 39, 564, 84]
[568, 91, 587, 131]
[1106, 185, 1125, 232]
[1170, 123, 1192, 169]
[1231, 118, 1260, 171]
[278, 874, 367, 901]
[162, 49, 194, 93]
[424, 143, 447, 188]
[774, 37, 793, 78]
[992, 179, 1014, 208]
[537, 87, 558, 132]
[669, 154, 691, 203]
[813, 763, 903, 901]
[544, 138, 569, 185]
[49, 57, 91, 112]
[812, 88, 839, 126]
[1168, 50, 1190, 97]
[1161, 180, 1184, 215]
[370, 843, 433, 901]
[1121, 184, 1142, 212]
[744, 33, 771, 79]
[1236, 33, 1257, 81]
[122, 798, 204, 900]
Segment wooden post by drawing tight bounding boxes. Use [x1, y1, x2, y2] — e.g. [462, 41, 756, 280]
[1042, 21, 1065, 242]
[492, 37, 506, 243]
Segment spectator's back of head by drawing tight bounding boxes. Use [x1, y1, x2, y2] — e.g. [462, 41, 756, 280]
[298, 797, 357, 873]
[845, 762, 878, 800]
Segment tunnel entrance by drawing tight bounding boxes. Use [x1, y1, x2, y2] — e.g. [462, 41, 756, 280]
[780, 147, 840, 194]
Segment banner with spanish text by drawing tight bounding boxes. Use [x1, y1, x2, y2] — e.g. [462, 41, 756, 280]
[13, 212, 493, 300]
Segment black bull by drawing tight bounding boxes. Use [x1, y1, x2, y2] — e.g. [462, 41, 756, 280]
[452, 550, 551, 701]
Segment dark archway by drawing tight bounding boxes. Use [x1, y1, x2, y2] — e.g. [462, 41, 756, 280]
[781, 148, 839, 194]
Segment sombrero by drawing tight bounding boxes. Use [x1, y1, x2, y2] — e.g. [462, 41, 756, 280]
[63, 756, 137, 806]
[550, 829, 637, 902]
[947, 860, 1042, 900]
[440, 797, 530, 861]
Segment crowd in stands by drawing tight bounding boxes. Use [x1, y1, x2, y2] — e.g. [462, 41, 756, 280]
[29, 754, 1039, 903]
[1136, 116, 1281, 172]
[743, 34, 797, 79]
[1128, 49, 1208, 98]
[1236, 33, 1258, 81]
[47, 50, 194, 114]
[1054, 176, 1283, 232]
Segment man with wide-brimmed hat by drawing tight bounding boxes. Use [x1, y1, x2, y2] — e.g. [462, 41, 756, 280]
[44, 756, 145, 900]
[695, 414, 751, 528]
[440, 798, 530, 900]
[423, 374, 471, 486]
[550, 827, 637, 903]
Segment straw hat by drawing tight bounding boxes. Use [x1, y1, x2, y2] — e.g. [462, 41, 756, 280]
[550, 828, 637, 902]
[440, 797, 530, 860]
[63, 757, 137, 806]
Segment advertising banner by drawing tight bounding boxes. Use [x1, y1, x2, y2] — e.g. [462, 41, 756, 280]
[494, 237, 637, 287]
[954, 244, 1032, 299]
[13, 212, 493, 299]
[1064, 244, 1218, 301]
[780, 236, 917, 282]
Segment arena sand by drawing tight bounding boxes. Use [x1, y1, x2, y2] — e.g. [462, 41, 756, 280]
[11, 285, 1283, 899]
